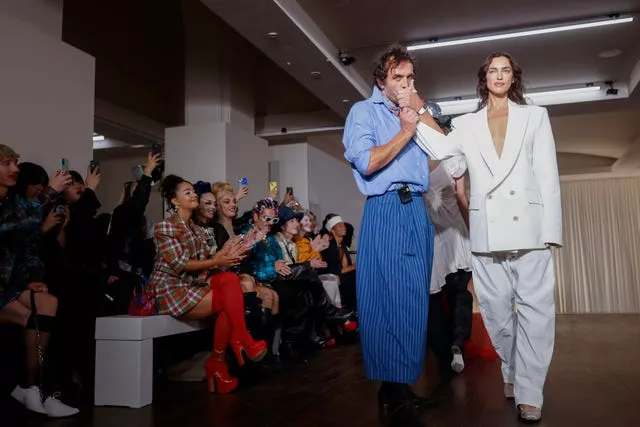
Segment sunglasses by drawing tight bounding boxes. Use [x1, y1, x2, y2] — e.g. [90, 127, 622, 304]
[262, 216, 280, 224]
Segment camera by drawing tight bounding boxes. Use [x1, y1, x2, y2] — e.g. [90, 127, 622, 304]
[605, 81, 619, 96]
[339, 51, 356, 66]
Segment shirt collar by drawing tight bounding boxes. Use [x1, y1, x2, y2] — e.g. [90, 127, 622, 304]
[371, 86, 399, 113]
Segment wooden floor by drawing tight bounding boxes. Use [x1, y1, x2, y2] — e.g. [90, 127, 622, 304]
[5, 314, 640, 427]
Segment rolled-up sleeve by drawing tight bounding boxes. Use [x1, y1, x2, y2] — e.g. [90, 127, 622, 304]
[343, 103, 375, 177]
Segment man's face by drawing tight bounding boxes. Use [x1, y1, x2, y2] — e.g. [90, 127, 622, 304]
[378, 60, 415, 106]
[0, 156, 19, 189]
[253, 208, 278, 234]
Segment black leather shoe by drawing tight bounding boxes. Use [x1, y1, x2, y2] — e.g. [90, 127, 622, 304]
[378, 388, 439, 414]
[387, 400, 426, 427]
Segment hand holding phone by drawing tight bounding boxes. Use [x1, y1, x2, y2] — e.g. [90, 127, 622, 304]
[60, 158, 69, 174]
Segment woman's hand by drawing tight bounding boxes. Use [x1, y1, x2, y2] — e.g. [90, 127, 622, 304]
[212, 238, 246, 267]
[310, 258, 327, 269]
[27, 282, 48, 293]
[310, 234, 330, 252]
[275, 260, 291, 276]
[42, 208, 64, 233]
[49, 170, 72, 192]
[143, 152, 163, 177]
[236, 185, 249, 201]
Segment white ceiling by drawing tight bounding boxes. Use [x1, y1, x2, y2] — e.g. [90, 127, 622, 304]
[202, 0, 640, 174]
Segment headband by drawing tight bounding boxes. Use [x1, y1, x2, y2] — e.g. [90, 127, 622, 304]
[326, 216, 344, 232]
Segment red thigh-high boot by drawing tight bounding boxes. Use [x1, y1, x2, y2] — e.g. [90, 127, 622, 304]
[205, 310, 238, 394]
[210, 272, 267, 366]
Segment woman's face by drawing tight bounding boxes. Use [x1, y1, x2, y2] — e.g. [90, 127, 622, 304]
[486, 56, 514, 97]
[172, 182, 199, 211]
[332, 222, 347, 238]
[284, 218, 300, 238]
[26, 183, 44, 201]
[64, 180, 85, 205]
[217, 191, 237, 219]
[198, 192, 217, 221]
[300, 215, 313, 233]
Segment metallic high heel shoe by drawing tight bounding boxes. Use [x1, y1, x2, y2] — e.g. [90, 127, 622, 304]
[518, 404, 542, 423]
[204, 350, 238, 394]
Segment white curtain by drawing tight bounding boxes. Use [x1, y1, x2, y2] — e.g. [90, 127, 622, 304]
[554, 174, 640, 313]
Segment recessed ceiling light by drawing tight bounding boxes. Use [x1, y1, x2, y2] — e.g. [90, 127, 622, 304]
[266, 32, 279, 39]
[286, 61, 292, 67]
[92, 133, 104, 142]
[341, 99, 350, 103]
[310, 71, 322, 79]
[598, 49, 622, 58]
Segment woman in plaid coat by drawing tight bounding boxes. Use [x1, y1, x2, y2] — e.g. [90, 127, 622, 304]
[147, 175, 267, 394]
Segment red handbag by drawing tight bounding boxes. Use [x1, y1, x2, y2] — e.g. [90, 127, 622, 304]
[128, 275, 157, 316]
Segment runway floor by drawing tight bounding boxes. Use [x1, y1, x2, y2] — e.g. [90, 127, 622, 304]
[4, 313, 639, 427]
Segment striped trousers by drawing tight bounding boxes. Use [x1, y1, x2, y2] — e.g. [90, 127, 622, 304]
[357, 192, 434, 383]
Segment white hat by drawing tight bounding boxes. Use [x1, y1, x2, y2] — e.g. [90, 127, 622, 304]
[325, 216, 344, 232]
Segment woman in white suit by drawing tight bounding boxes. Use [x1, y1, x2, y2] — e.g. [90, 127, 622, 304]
[402, 52, 562, 423]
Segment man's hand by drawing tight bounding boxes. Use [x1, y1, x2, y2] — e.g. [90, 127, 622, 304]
[275, 260, 292, 276]
[143, 152, 163, 177]
[281, 188, 294, 206]
[397, 81, 424, 111]
[49, 170, 72, 192]
[85, 165, 101, 191]
[399, 107, 419, 136]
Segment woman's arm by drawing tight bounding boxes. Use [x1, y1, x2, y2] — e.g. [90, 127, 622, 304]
[414, 114, 465, 160]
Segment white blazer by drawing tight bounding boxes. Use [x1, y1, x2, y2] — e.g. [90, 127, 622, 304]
[415, 101, 562, 253]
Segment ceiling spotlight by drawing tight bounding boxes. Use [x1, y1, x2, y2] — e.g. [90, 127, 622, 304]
[598, 49, 622, 58]
[286, 61, 292, 67]
[92, 133, 104, 142]
[310, 71, 322, 79]
[266, 32, 279, 39]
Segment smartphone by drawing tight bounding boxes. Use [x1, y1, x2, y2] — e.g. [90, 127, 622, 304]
[151, 143, 163, 156]
[269, 181, 278, 193]
[90, 160, 100, 173]
[240, 177, 248, 186]
[286, 186, 294, 195]
[60, 158, 69, 173]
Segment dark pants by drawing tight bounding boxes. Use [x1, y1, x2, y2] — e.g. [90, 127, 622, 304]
[428, 269, 473, 370]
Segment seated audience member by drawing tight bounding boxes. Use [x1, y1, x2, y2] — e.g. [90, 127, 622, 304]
[193, 181, 280, 356]
[241, 200, 355, 354]
[294, 212, 340, 307]
[0, 144, 78, 417]
[147, 175, 267, 394]
[321, 214, 357, 309]
[424, 157, 473, 377]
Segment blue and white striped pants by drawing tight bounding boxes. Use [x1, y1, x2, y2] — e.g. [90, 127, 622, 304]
[357, 191, 434, 383]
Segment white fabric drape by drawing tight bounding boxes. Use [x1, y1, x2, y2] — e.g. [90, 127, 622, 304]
[554, 175, 640, 313]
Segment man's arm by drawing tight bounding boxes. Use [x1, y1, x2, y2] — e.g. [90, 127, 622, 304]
[366, 127, 415, 175]
[343, 103, 419, 177]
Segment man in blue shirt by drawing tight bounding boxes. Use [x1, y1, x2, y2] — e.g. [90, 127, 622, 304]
[343, 44, 434, 427]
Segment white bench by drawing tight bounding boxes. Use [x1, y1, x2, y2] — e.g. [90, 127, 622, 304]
[94, 315, 209, 408]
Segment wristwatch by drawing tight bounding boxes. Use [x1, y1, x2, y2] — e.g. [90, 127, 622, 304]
[417, 105, 427, 116]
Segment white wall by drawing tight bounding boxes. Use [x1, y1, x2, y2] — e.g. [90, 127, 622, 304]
[225, 123, 269, 214]
[165, 123, 227, 184]
[307, 145, 365, 247]
[269, 143, 310, 209]
[93, 154, 164, 223]
[0, 9, 95, 174]
[0, 0, 63, 38]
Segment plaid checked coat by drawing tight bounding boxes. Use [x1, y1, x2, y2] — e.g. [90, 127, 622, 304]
[147, 214, 213, 317]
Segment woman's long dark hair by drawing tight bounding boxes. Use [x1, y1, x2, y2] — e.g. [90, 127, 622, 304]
[476, 52, 527, 111]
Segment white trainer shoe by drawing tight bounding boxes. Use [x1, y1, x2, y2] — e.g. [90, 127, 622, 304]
[43, 393, 80, 418]
[10, 385, 46, 414]
[451, 345, 465, 373]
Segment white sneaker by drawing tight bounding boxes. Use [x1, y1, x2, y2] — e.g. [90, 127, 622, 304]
[451, 346, 465, 373]
[10, 385, 46, 414]
[43, 393, 80, 418]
